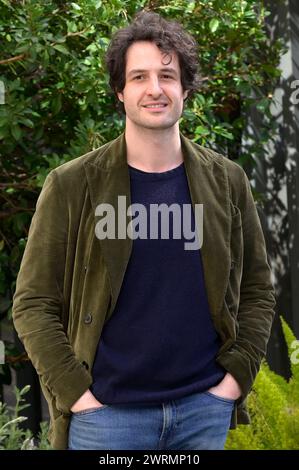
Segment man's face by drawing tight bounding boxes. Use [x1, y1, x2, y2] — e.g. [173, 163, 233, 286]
[117, 41, 188, 131]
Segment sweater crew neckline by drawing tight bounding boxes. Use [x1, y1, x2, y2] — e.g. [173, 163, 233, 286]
[128, 162, 185, 181]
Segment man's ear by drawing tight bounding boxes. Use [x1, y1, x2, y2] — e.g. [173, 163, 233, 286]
[183, 89, 189, 101]
[117, 92, 124, 102]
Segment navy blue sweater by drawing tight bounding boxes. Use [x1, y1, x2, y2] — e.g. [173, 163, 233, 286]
[91, 162, 225, 404]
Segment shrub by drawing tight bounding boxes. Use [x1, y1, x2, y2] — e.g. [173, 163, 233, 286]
[0, 385, 50, 450]
[226, 318, 299, 450]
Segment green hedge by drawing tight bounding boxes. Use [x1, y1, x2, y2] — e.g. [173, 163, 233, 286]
[226, 318, 299, 450]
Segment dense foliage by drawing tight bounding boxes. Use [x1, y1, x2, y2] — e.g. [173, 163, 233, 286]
[226, 318, 299, 449]
[0, 385, 50, 449]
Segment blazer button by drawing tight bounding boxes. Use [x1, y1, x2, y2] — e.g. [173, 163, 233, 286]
[83, 313, 92, 324]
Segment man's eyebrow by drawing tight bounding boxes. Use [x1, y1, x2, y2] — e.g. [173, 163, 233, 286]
[127, 69, 146, 77]
[160, 68, 178, 75]
[127, 68, 179, 77]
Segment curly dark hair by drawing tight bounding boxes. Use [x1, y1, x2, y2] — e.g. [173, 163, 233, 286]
[105, 10, 201, 103]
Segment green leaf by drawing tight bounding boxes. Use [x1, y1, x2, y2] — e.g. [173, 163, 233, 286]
[56, 82, 65, 89]
[71, 2, 81, 10]
[209, 18, 219, 33]
[256, 98, 270, 113]
[240, 1, 248, 13]
[53, 44, 69, 55]
[6, 188, 15, 194]
[43, 48, 49, 65]
[51, 94, 62, 114]
[214, 125, 234, 140]
[237, 81, 252, 97]
[195, 125, 209, 136]
[185, 1, 195, 13]
[67, 21, 77, 33]
[18, 117, 34, 128]
[11, 125, 22, 141]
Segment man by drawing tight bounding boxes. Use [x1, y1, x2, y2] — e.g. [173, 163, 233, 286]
[12, 11, 275, 450]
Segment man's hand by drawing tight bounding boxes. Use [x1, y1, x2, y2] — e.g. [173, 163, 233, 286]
[70, 389, 104, 413]
[207, 372, 242, 401]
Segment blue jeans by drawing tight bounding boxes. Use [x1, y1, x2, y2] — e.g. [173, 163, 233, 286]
[68, 390, 234, 450]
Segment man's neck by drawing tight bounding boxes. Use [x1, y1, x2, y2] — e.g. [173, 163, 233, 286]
[124, 122, 184, 172]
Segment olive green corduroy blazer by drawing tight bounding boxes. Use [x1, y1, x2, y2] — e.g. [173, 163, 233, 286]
[12, 133, 275, 449]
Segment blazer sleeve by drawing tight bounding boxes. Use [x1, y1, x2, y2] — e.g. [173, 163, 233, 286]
[12, 170, 92, 414]
[217, 164, 276, 399]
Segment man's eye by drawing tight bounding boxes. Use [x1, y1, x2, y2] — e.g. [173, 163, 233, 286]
[134, 75, 144, 80]
[161, 75, 172, 79]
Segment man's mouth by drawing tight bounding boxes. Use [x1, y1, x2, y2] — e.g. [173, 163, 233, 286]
[142, 104, 168, 109]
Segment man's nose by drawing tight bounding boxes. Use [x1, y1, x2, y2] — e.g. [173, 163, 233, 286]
[146, 77, 163, 97]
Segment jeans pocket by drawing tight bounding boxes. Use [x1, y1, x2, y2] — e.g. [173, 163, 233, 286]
[72, 405, 110, 416]
[203, 391, 235, 405]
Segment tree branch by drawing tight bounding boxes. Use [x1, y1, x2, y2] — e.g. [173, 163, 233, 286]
[66, 27, 90, 37]
[6, 353, 29, 364]
[0, 54, 26, 65]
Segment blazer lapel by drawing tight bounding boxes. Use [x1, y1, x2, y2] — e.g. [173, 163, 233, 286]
[181, 134, 231, 324]
[84, 134, 132, 317]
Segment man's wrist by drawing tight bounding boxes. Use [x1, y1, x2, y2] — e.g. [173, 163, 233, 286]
[219, 372, 242, 398]
[208, 372, 242, 400]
